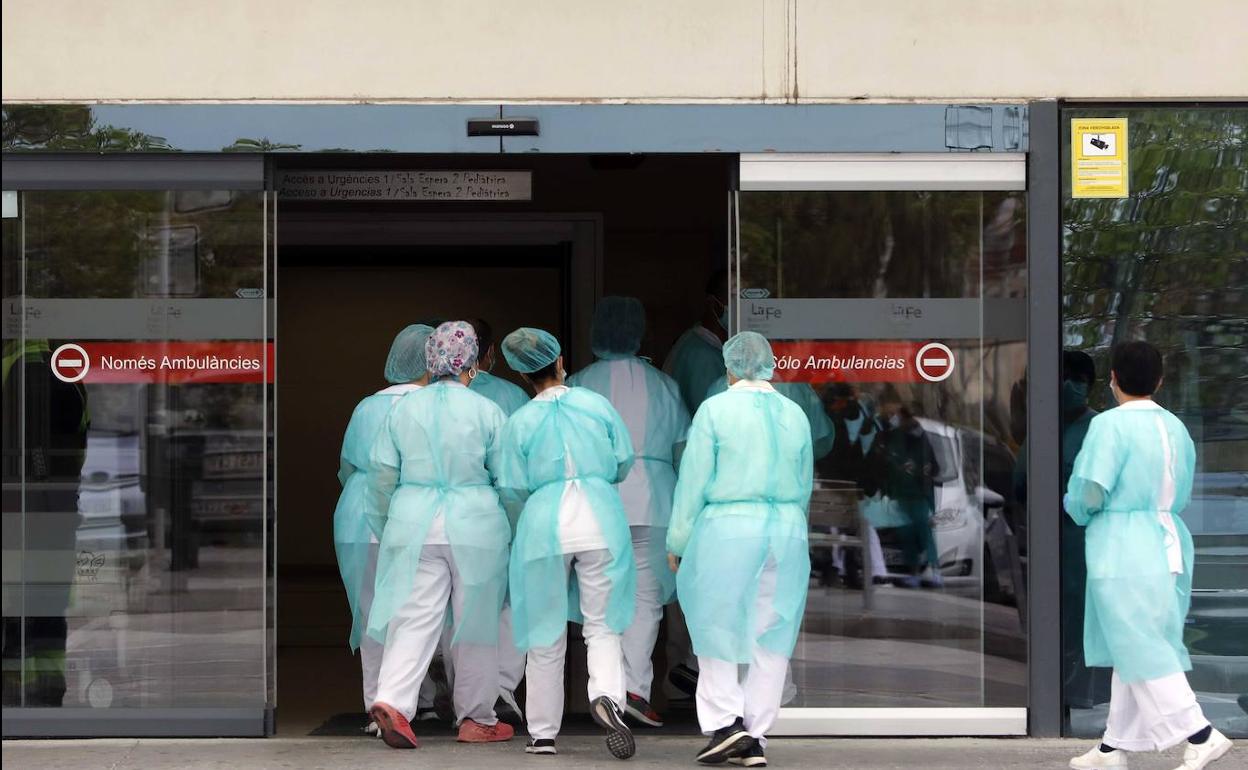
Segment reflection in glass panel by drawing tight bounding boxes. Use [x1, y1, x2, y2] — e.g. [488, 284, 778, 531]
[738, 190, 1028, 708]
[1062, 107, 1248, 737]
[1, 190, 269, 709]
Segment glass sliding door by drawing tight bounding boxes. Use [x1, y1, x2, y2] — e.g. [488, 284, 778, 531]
[733, 153, 1029, 734]
[1061, 106, 1248, 739]
[1, 156, 273, 736]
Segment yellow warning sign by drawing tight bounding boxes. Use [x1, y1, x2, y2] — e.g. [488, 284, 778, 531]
[1072, 118, 1129, 198]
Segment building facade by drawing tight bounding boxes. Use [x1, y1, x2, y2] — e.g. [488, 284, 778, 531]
[2, 0, 1245, 741]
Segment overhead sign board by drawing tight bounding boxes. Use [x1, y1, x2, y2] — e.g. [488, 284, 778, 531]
[275, 170, 532, 201]
[1071, 118, 1129, 198]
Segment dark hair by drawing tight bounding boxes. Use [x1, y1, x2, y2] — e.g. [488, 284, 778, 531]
[527, 361, 560, 384]
[1062, 350, 1097, 386]
[470, 318, 494, 354]
[1111, 341, 1164, 396]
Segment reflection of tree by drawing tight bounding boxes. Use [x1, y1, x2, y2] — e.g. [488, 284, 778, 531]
[1062, 108, 1248, 428]
[223, 138, 302, 152]
[23, 191, 264, 300]
[2, 105, 171, 152]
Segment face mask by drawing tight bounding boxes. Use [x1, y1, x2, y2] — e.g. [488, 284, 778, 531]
[1061, 380, 1089, 412]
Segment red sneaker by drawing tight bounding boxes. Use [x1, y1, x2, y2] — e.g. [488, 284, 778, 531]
[457, 718, 516, 743]
[625, 692, 664, 727]
[370, 702, 419, 749]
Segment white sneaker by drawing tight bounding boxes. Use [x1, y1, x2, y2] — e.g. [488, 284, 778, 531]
[1070, 744, 1129, 768]
[363, 720, 380, 736]
[1173, 729, 1233, 770]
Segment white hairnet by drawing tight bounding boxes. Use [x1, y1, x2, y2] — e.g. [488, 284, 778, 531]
[723, 331, 775, 381]
[383, 324, 435, 384]
[591, 296, 646, 359]
[501, 327, 561, 374]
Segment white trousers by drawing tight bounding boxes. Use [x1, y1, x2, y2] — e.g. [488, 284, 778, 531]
[622, 526, 664, 700]
[695, 555, 789, 747]
[359, 541, 384, 710]
[440, 604, 526, 706]
[526, 548, 626, 740]
[374, 544, 499, 725]
[1104, 670, 1209, 752]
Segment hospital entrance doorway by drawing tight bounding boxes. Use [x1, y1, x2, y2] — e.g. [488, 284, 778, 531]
[271, 154, 734, 734]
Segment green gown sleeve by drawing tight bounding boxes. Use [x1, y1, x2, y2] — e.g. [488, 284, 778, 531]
[366, 410, 402, 540]
[1063, 415, 1123, 527]
[667, 409, 716, 557]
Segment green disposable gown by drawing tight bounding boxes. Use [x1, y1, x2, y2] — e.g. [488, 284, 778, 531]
[365, 381, 511, 646]
[496, 386, 637, 650]
[470, 370, 531, 416]
[333, 383, 420, 650]
[1064, 400, 1197, 683]
[668, 381, 814, 663]
[664, 325, 726, 416]
[704, 375, 835, 460]
[569, 356, 691, 602]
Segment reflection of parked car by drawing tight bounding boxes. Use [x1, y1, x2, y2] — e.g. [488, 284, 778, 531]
[860, 419, 1021, 604]
[189, 431, 268, 536]
[76, 432, 146, 567]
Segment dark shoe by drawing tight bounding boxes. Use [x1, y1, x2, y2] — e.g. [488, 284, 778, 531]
[428, 658, 456, 724]
[696, 718, 752, 764]
[496, 695, 524, 728]
[668, 663, 699, 697]
[728, 739, 767, 767]
[590, 695, 637, 760]
[624, 691, 664, 727]
[525, 738, 558, 755]
[369, 702, 419, 749]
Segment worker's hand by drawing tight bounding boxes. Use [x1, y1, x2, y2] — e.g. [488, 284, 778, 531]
[667, 553, 680, 573]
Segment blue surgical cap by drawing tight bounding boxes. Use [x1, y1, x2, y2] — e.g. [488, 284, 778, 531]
[723, 331, 775, 381]
[383, 324, 435, 384]
[591, 296, 646, 359]
[501, 327, 562, 374]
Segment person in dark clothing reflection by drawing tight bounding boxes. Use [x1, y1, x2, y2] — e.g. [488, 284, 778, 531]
[2, 340, 89, 707]
[1058, 350, 1112, 711]
[869, 387, 942, 589]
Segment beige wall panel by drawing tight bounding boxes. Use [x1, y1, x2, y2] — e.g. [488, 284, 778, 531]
[3, 0, 1245, 101]
[796, 0, 1248, 100]
[1, 0, 772, 101]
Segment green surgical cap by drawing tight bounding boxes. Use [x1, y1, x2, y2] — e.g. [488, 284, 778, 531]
[501, 327, 562, 374]
[384, 323, 435, 384]
[723, 331, 775, 381]
[591, 296, 646, 360]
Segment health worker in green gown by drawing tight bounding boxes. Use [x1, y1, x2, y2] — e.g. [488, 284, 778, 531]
[667, 331, 813, 768]
[495, 327, 639, 760]
[366, 321, 515, 749]
[463, 317, 530, 724]
[664, 268, 730, 417]
[704, 376, 835, 460]
[468, 318, 530, 416]
[567, 296, 691, 727]
[1066, 341, 1232, 770]
[333, 323, 433, 720]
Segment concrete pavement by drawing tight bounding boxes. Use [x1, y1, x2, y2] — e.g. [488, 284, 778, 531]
[3, 736, 1234, 769]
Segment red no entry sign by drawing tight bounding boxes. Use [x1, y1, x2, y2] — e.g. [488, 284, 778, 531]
[50, 343, 91, 383]
[916, 342, 955, 382]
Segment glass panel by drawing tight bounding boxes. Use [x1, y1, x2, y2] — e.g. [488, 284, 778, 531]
[1062, 107, 1248, 737]
[1, 189, 270, 711]
[737, 189, 1029, 708]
